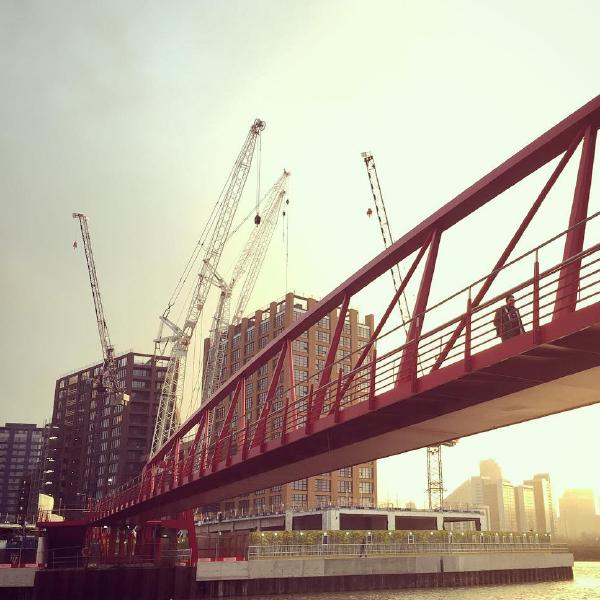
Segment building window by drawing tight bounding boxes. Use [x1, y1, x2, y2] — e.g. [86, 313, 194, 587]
[338, 480, 352, 494]
[359, 482, 373, 494]
[359, 467, 373, 479]
[317, 331, 330, 343]
[246, 327, 255, 341]
[293, 340, 308, 353]
[245, 342, 254, 354]
[293, 307, 308, 322]
[260, 320, 270, 335]
[293, 355, 308, 368]
[294, 369, 308, 382]
[275, 313, 285, 328]
[271, 485, 282, 492]
[292, 479, 308, 491]
[315, 479, 331, 492]
[315, 495, 330, 507]
[358, 325, 371, 339]
[296, 385, 309, 397]
[318, 316, 330, 329]
[259, 337, 268, 349]
[270, 495, 282, 507]
[340, 335, 350, 348]
[291, 494, 307, 508]
[339, 467, 352, 478]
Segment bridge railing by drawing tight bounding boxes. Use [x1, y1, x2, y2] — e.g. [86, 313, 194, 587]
[91, 211, 600, 519]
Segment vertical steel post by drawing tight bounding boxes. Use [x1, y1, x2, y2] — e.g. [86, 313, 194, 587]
[533, 252, 540, 343]
[554, 125, 597, 318]
[464, 292, 472, 372]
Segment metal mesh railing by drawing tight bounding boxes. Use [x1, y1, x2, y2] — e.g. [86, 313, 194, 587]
[247, 542, 569, 560]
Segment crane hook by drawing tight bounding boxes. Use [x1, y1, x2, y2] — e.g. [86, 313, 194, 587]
[254, 214, 261, 226]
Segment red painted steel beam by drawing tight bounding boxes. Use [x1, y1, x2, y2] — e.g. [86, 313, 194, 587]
[398, 229, 441, 386]
[554, 125, 598, 317]
[431, 127, 586, 370]
[311, 295, 350, 420]
[151, 95, 600, 467]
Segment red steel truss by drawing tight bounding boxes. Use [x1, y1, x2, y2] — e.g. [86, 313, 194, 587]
[46, 95, 600, 533]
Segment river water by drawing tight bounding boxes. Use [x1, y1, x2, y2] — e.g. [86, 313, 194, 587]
[242, 562, 600, 600]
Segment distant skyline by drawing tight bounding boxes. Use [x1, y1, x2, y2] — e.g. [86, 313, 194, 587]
[2, 1, 600, 507]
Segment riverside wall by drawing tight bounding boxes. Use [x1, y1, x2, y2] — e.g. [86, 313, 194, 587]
[0, 550, 573, 600]
[196, 551, 573, 597]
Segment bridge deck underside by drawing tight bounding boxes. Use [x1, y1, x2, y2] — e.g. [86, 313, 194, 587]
[102, 304, 600, 523]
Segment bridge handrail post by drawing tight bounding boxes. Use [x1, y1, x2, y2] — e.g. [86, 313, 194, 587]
[464, 289, 472, 371]
[368, 349, 377, 409]
[533, 251, 541, 343]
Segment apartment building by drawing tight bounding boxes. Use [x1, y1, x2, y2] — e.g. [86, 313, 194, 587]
[46, 352, 167, 510]
[203, 293, 377, 515]
[0, 423, 43, 522]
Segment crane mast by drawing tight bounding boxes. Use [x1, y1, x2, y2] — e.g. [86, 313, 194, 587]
[202, 170, 290, 401]
[150, 118, 265, 457]
[361, 152, 456, 510]
[72, 212, 128, 406]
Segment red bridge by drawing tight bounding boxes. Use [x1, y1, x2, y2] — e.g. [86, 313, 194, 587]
[44, 95, 600, 565]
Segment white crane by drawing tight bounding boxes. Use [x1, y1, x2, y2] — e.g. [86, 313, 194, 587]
[72, 212, 128, 406]
[361, 152, 456, 511]
[202, 170, 290, 401]
[150, 118, 265, 457]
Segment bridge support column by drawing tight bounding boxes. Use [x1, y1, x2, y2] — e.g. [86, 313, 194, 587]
[322, 508, 340, 530]
[436, 514, 444, 531]
[387, 513, 395, 531]
[285, 511, 293, 531]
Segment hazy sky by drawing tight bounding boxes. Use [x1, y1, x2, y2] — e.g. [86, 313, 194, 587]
[2, 1, 600, 507]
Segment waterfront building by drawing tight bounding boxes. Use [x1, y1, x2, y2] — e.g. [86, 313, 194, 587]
[558, 488, 599, 539]
[525, 473, 557, 534]
[203, 292, 377, 514]
[482, 479, 517, 532]
[0, 423, 43, 522]
[514, 484, 536, 533]
[47, 352, 167, 510]
[479, 459, 502, 481]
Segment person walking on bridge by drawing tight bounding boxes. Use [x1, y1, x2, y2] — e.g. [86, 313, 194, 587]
[494, 294, 525, 342]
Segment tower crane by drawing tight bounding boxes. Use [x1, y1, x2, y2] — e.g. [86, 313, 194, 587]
[361, 152, 456, 511]
[202, 170, 290, 402]
[150, 118, 265, 457]
[72, 212, 129, 406]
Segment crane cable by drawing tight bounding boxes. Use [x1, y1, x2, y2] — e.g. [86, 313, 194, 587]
[255, 134, 262, 224]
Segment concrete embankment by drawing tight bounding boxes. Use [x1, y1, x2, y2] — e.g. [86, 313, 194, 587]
[1, 550, 573, 599]
[197, 552, 573, 597]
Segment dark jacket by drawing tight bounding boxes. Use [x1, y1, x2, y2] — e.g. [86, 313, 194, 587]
[494, 305, 524, 341]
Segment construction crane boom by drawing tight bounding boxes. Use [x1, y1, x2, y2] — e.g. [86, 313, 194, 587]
[72, 212, 127, 405]
[361, 152, 456, 510]
[150, 118, 265, 457]
[202, 170, 290, 401]
[361, 153, 411, 331]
